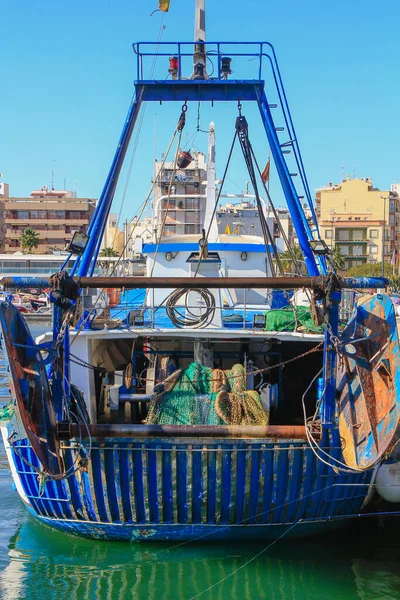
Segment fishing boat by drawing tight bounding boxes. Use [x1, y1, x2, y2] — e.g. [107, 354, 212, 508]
[0, 1, 399, 542]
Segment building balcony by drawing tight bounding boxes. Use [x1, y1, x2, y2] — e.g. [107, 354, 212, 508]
[334, 239, 368, 243]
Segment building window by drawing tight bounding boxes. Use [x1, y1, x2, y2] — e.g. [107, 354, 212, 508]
[390, 200, 395, 212]
[164, 211, 176, 224]
[16, 211, 29, 220]
[186, 198, 200, 210]
[161, 198, 176, 209]
[163, 224, 176, 236]
[185, 211, 200, 224]
[370, 229, 378, 238]
[30, 210, 46, 219]
[390, 215, 395, 225]
[370, 246, 378, 254]
[185, 224, 200, 234]
[325, 230, 332, 239]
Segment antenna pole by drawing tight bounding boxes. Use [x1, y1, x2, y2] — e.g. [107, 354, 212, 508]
[51, 159, 56, 190]
[192, 0, 207, 79]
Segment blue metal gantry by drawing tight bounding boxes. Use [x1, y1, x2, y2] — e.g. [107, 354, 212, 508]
[73, 41, 326, 278]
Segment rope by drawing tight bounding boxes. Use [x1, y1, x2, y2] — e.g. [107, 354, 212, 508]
[187, 522, 299, 600]
[235, 110, 283, 277]
[165, 287, 216, 328]
[70, 116, 184, 343]
[149, 102, 187, 277]
[193, 130, 238, 278]
[111, 18, 166, 251]
[250, 144, 305, 276]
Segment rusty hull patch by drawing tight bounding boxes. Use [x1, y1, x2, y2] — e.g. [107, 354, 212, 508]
[337, 294, 400, 470]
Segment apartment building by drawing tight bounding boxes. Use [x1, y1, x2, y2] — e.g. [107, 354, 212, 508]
[315, 176, 398, 270]
[0, 185, 96, 254]
[153, 152, 207, 238]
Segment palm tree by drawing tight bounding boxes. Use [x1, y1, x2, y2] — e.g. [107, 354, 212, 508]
[332, 245, 345, 271]
[20, 228, 39, 253]
[98, 246, 119, 273]
[99, 247, 119, 257]
[278, 245, 306, 274]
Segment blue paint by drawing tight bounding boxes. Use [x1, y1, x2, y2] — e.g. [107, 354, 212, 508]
[322, 291, 341, 424]
[8, 434, 374, 541]
[176, 446, 189, 524]
[89, 448, 109, 522]
[247, 446, 261, 524]
[147, 445, 160, 523]
[206, 449, 217, 525]
[118, 448, 133, 522]
[234, 445, 246, 524]
[256, 89, 322, 276]
[220, 450, 232, 524]
[136, 80, 264, 103]
[143, 242, 271, 253]
[260, 443, 274, 524]
[104, 447, 120, 522]
[162, 448, 174, 524]
[132, 444, 146, 523]
[192, 446, 203, 524]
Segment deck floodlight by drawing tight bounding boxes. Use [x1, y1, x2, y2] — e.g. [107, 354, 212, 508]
[309, 239, 331, 256]
[253, 313, 266, 329]
[66, 231, 90, 256]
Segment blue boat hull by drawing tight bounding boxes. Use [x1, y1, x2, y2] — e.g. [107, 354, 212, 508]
[4, 429, 373, 542]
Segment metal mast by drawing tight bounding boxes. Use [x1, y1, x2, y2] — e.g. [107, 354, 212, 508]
[192, 0, 208, 79]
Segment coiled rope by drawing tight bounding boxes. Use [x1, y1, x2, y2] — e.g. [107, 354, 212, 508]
[165, 287, 216, 328]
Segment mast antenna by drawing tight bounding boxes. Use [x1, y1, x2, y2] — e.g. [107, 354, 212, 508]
[192, 0, 208, 79]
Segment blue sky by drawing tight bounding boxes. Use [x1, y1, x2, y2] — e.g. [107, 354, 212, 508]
[1, 0, 400, 225]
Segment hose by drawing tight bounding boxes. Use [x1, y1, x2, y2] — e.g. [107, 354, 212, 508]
[165, 288, 215, 328]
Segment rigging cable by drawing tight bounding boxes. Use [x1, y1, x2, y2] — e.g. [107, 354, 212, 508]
[235, 108, 283, 277]
[193, 130, 238, 278]
[149, 102, 188, 277]
[110, 18, 167, 255]
[70, 121, 184, 343]
[250, 144, 305, 276]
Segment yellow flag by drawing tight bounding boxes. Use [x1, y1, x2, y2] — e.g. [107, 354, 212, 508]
[159, 0, 170, 11]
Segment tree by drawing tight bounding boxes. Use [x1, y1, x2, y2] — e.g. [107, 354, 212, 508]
[99, 247, 119, 258]
[20, 227, 39, 253]
[347, 262, 392, 278]
[278, 245, 306, 274]
[332, 245, 345, 271]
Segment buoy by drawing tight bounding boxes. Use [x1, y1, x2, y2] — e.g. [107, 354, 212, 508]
[375, 460, 400, 503]
[177, 151, 192, 169]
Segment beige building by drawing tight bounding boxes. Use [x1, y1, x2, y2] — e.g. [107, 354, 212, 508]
[0, 184, 96, 254]
[315, 176, 398, 270]
[101, 213, 124, 255]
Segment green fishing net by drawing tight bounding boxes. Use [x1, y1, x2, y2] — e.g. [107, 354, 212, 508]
[145, 362, 268, 426]
[0, 402, 14, 422]
[265, 306, 324, 334]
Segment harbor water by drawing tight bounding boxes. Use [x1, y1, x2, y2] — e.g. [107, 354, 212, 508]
[0, 322, 400, 599]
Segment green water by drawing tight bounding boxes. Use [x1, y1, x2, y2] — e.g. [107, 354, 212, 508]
[1, 469, 400, 600]
[1, 322, 400, 599]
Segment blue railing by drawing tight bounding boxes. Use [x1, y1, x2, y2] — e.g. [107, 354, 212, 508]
[132, 40, 321, 241]
[133, 41, 267, 81]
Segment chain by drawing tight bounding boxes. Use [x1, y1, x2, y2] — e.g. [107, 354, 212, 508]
[177, 101, 188, 131]
[248, 342, 323, 377]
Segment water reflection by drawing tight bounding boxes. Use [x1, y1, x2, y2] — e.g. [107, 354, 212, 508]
[0, 515, 390, 600]
[1, 461, 400, 600]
